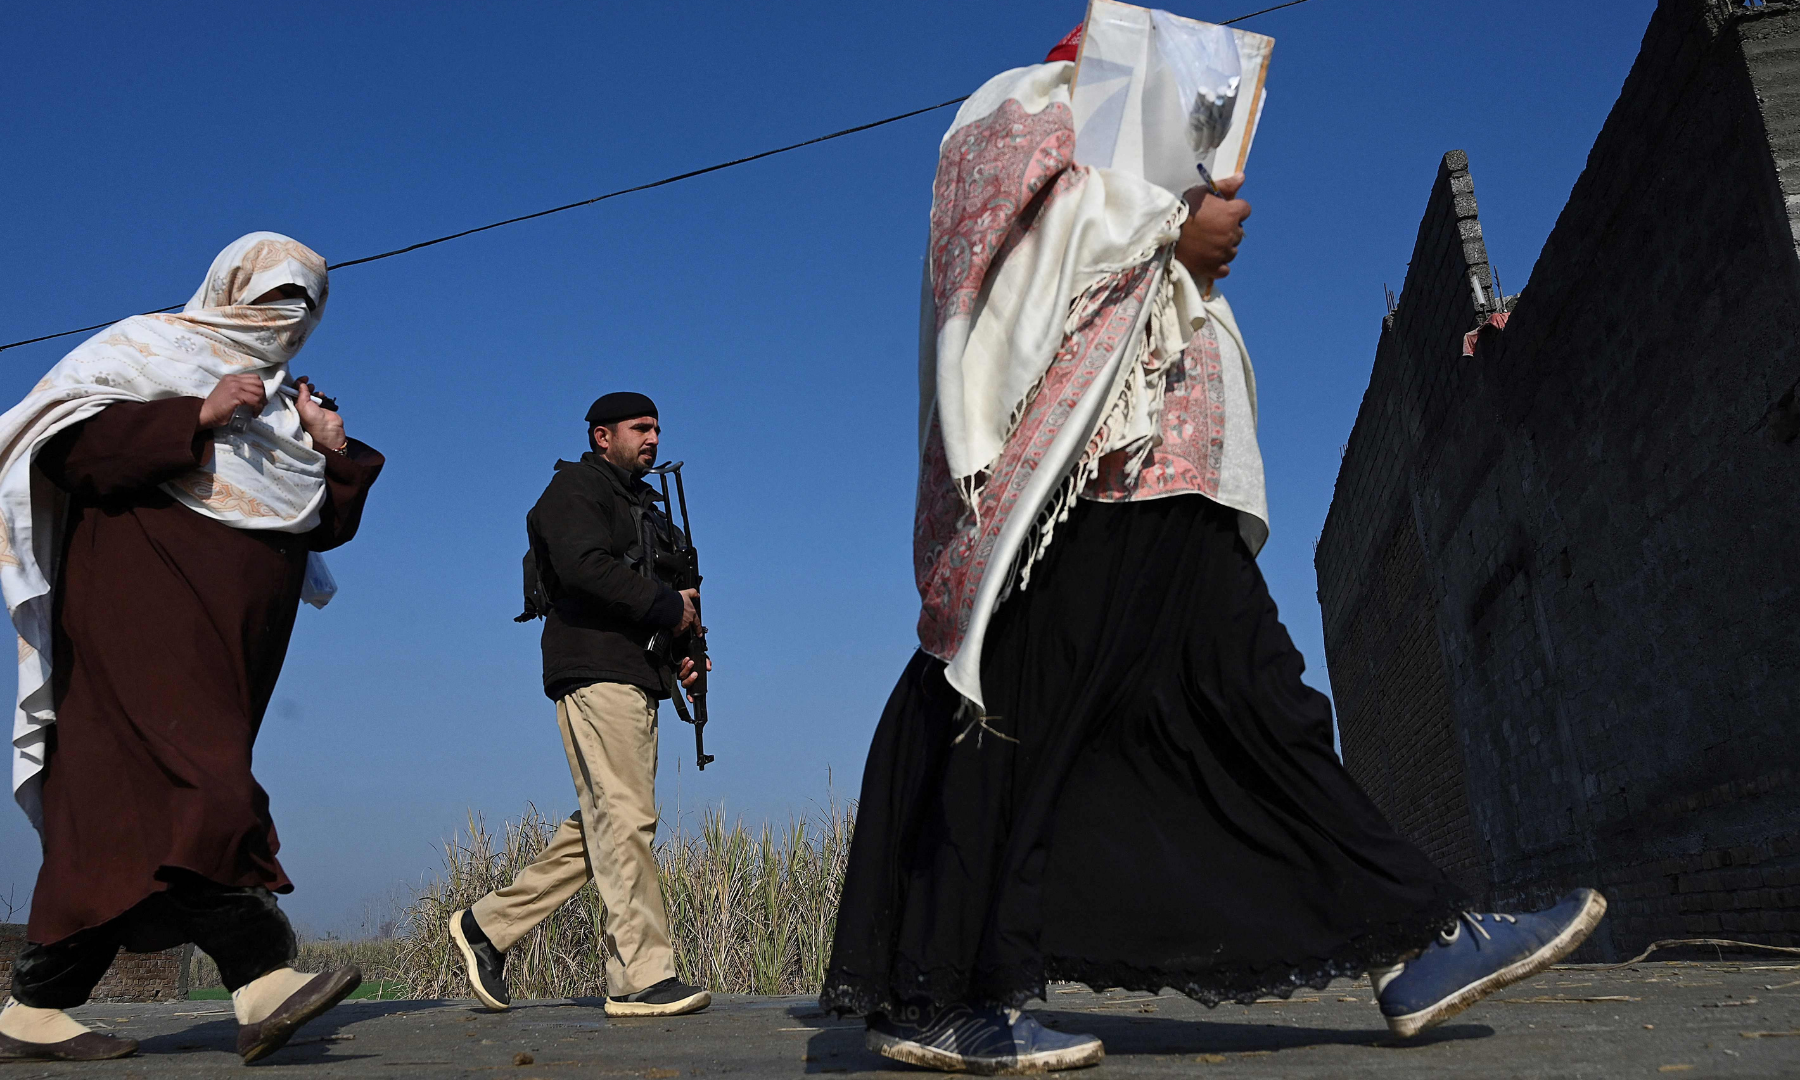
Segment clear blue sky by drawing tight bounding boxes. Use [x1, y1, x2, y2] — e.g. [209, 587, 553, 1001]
[0, 0, 1653, 935]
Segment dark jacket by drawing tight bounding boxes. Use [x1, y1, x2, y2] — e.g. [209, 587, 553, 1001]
[527, 453, 685, 699]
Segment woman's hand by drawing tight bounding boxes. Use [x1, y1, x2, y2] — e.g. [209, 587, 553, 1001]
[293, 377, 347, 452]
[198, 373, 268, 429]
[1174, 173, 1252, 281]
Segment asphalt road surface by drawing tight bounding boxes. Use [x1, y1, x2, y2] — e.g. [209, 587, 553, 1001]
[20, 962, 1800, 1078]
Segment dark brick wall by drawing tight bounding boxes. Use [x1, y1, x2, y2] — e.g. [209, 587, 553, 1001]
[0, 924, 190, 1003]
[1330, 507, 1490, 898]
[1316, 146, 1500, 906]
[1317, 0, 1800, 961]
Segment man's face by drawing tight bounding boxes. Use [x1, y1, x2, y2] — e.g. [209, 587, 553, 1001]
[594, 415, 660, 473]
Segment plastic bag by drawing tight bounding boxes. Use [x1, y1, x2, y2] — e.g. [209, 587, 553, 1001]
[1149, 10, 1242, 174]
[1071, 1, 1273, 198]
[301, 551, 338, 609]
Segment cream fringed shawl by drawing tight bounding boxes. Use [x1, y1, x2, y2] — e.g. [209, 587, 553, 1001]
[914, 61, 1208, 710]
[2, 232, 333, 827]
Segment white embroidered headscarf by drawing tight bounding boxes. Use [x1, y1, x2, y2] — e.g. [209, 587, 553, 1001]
[2, 231, 333, 827]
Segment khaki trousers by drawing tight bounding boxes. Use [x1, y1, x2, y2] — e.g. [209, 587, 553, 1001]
[471, 682, 675, 996]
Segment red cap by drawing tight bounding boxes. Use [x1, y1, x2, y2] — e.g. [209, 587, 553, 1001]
[1045, 23, 1084, 63]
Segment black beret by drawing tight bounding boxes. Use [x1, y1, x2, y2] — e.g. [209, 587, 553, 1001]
[585, 392, 659, 427]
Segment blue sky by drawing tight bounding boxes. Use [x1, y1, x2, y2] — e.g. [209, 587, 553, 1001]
[0, 0, 1653, 935]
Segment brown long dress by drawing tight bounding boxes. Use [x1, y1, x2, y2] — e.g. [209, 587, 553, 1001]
[26, 397, 383, 945]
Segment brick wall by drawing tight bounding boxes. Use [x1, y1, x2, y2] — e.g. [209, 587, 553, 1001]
[0, 924, 190, 1003]
[1330, 508, 1490, 898]
[1317, 0, 1800, 960]
[1316, 147, 1499, 906]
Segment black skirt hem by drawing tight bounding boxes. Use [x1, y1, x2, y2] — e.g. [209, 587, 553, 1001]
[820, 896, 1462, 1015]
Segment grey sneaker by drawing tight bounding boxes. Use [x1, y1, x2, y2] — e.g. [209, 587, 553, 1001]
[867, 1003, 1103, 1074]
[604, 977, 711, 1017]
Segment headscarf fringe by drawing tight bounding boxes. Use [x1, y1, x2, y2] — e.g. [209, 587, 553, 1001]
[1003, 253, 1178, 600]
[954, 265, 1149, 524]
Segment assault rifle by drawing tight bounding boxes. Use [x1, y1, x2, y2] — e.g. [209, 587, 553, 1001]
[648, 461, 714, 770]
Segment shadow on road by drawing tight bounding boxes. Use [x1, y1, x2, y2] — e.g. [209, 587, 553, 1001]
[1033, 1010, 1493, 1054]
[795, 1008, 1494, 1073]
[135, 1016, 381, 1068]
[130, 998, 461, 1068]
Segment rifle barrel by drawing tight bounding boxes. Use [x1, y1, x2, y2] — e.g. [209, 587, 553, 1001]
[672, 469, 694, 547]
[651, 461, 713, 770]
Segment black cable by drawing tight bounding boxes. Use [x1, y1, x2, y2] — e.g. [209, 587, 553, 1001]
[1221, 0, 1314, 23]
[0, 0, 1315, 355]
[0, 309, 184, 352]
[0, 97, 970, 354]
[329, 95, 971, 272]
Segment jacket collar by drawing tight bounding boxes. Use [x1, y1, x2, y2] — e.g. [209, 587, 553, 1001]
[566, 452, 656, 501]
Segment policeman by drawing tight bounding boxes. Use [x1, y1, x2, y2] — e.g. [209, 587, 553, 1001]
[449, 392, 709, 1017]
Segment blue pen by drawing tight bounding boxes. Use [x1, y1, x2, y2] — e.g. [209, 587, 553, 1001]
[1195, 161, 1226, 200]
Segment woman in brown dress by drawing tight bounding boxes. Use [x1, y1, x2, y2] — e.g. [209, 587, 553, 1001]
[0, 234, 383, 1063]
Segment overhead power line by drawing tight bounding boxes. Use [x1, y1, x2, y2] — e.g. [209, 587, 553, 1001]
[328, 95, 974, 273]
[0, 0, 1315, 355]
[0, 100, 966, 354]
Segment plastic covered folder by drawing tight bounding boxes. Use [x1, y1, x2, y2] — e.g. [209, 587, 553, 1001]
[1070, 0, 1274, 197]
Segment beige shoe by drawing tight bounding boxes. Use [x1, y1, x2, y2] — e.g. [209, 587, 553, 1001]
[0, 1030, 138, 1062]
[236, 966, 362, 1063]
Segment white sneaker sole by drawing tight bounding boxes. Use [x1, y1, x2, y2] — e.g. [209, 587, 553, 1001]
[603, 990, 712, 1018]
[447, 910, 509, 1012]
[867, 1029, 1105, 1075]
[1386, 889, 1608, 1038]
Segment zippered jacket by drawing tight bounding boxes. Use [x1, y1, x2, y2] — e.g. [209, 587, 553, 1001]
[526, 453, 684, 699]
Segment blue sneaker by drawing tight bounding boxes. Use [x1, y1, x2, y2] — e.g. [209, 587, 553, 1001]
[1376, 888, 1607, 1038]
[867, 1003, 1103, 1074]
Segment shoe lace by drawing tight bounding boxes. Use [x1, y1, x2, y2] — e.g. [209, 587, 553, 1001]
[908, 1004, 1014, 1056]
[1439, 910, 1518, 946]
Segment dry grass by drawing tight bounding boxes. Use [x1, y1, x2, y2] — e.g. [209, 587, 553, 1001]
[391, 802, 854, 999]
[391, 804, 610, 1000]
[660, 805, 853, 996]
[189, 801, 853, 1001]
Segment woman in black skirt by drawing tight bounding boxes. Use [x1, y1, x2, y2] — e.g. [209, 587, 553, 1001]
[824, 497, 1604, 1072]
[821, 26, 1605, 1075]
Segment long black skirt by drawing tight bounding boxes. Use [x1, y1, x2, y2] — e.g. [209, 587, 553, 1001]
[821, 494, 1463, 1015]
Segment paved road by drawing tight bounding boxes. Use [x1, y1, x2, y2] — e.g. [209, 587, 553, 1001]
[22, 962, 1800, 1078]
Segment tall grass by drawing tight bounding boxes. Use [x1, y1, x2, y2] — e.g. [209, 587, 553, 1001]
[391, 804, 610, 999]
[389, 802, 854, 999]
[659, 806, 853, 995]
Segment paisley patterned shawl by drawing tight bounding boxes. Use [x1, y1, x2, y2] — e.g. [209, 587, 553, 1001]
[915, 61, 1196, 709]
[1085, 292, 1272, 556]
[2, 232, 333, 827]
